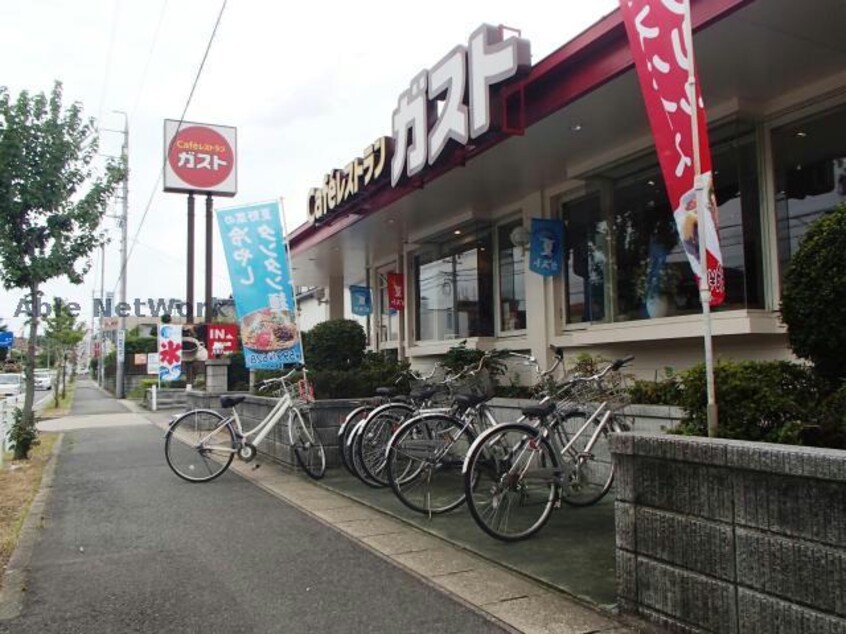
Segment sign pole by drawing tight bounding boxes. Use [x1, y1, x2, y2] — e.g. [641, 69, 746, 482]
[683, 2, 718, 437]
[205, 193, 214, 324]
[186, 193, 195, 324]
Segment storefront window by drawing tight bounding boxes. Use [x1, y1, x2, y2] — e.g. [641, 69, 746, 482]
[377, 268, 400, 344]
[498, 220, 526, 332]
[774, 106, 846, 280]
[415, 232, 493, 341]
[561, 123, 762, 324]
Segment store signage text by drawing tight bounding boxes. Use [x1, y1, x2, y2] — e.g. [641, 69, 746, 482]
[307, 137, 393, 223]
[163, 119, 238, 197]
[391, 24, 530, 186]
[307, 24, 530, 225]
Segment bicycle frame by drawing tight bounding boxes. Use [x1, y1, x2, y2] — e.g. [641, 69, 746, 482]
[190, 392, 295, 454]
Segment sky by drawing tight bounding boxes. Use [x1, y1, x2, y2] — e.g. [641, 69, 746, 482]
[0, 0, 619, 337]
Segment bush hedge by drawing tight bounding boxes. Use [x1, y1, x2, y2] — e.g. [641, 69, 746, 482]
[780, 202, 846, 383]
[671, 360, 842, 447]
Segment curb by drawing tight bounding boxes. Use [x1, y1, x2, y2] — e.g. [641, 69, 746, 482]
[0, 433, 64, 620]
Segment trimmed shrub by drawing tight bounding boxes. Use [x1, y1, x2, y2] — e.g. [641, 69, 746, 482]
[674, 360, 827, 445]
[780, 202, 846, 382]
[628, 377, 683, 406]
[10, 407, 38, 460]
[302, 319, 366, 370]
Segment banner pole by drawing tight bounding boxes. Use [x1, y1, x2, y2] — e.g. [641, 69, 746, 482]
[279, 197, 305, 368]
[683, 1, 718, 437]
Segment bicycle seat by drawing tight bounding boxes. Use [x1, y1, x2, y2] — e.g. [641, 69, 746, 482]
[521, 401, 556, 419]
[375, 387, 398, 397]
[454, 393, 487, 408]
[219, 395, 247, 409]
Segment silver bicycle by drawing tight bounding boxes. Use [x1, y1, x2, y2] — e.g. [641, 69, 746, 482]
[462, 356, 634, 541]
[165, 366, 325, 482]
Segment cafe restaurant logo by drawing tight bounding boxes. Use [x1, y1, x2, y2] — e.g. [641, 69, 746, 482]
[308, 24, 531, 225]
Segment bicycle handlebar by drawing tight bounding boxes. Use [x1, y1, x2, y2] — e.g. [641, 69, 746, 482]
[259, 364, 306, 388]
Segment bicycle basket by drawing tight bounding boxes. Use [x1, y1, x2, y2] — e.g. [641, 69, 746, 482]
[449, 369, 496, 401]
[555, 373, 631, 413]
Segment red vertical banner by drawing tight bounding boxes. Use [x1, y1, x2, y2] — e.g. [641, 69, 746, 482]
[387, 273, 405, 310]
[618, 0, 724, 305]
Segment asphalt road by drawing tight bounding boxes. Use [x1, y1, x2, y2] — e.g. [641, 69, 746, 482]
[1, 384, 502, 634]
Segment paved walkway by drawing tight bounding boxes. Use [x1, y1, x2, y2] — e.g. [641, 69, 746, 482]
[4, 381, 646, 633]
[2, 389, 505, 633]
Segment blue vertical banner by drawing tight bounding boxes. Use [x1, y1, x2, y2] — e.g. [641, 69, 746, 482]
[349, 285, 372, 316]
[217, 200, 303, 369]
[529, 218, 564, 277]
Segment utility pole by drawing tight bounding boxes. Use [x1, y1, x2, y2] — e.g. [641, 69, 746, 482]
[113, 111, 129, 399]
[99, 243, 105, 388]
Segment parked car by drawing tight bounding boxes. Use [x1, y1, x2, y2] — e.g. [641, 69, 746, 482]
[0, 373, 22, 397]
[34, 370, 52, 391]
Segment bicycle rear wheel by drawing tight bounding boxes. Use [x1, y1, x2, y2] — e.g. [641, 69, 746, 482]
[165, 409, 235, 482]
[464, 423, 559, 541]
[358, 406, 411, 486]
[552, 410, 615, 507]
[288, 408, 326, 480]
[348, 420, 383, 488]
[339, 406, 372, 475]
[387, 414, 475, 515]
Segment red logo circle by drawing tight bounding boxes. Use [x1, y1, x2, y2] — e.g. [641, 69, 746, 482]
[168, 125, 234, 189]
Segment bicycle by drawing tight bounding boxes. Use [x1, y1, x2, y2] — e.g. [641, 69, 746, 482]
[385, 349, 564, 516]
[164, 365, 326, 482]
[337, 364, 443, 482]
[347, 364, 450, 488]
[461, 355, 634, 541]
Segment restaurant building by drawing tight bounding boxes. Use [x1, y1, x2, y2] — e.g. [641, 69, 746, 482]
[288, 0, 846, 378]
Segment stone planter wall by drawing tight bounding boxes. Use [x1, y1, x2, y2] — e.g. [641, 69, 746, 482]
[611, 431, 846, 633]
[185, 390, 368, 471]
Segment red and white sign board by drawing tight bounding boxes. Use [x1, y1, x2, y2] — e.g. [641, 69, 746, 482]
[206, 324, 239, 354]
[163, 119, 237, 197]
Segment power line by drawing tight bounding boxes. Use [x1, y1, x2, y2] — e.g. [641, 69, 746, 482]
[129, 0, 170, 123]
[96, 0, 120, 131]
[110, 0, 229, 297]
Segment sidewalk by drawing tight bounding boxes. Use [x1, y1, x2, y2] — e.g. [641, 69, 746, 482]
[133, 401, 647, 634]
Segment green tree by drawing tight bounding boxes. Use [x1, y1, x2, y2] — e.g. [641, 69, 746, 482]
[43, 298, 85, 406]
[780, 202, 846, 383]
[0, 81, 124, 430]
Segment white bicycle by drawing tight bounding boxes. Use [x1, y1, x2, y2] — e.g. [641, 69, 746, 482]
[165, 365, 326, 482]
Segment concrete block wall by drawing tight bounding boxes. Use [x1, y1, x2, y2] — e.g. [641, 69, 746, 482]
[611, 431, 846, 633]
[184, 390, 366, 472]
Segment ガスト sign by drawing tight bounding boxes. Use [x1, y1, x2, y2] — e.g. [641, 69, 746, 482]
[163, 120, 237, 197]
[307, 24, 530, 224]
[391, 24, 530, 186]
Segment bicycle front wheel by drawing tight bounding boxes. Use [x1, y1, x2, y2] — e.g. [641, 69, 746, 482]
[288, 408, 326, 480]
[165, 409, 235, 482]
[464, 423, 559, 542]
[387, 414, 475, 515]
[552, 410, 615, 507]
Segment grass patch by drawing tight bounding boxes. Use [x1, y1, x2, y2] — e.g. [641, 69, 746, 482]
[0, 432, 58, 587]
